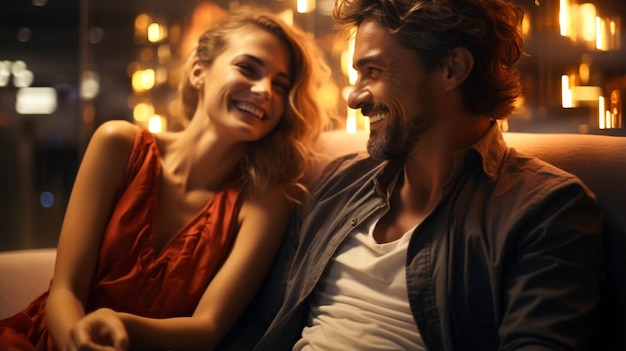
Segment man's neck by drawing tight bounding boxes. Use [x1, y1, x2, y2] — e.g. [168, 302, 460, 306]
[373, 115, 493, 244]
[403, 115, 493, 195]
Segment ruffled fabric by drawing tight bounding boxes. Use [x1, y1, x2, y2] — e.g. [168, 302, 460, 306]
[0, 127, 243, 350]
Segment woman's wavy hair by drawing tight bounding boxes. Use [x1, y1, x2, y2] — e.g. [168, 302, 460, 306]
[333, 0, 525, 119]
[179, 7, 336, 203]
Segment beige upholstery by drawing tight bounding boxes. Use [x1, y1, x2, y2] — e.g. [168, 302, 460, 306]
[0, 248, 56, 319]
[0, 130, 624, 346]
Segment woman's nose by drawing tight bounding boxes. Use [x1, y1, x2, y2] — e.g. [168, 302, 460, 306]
[250, 78, 271, 101]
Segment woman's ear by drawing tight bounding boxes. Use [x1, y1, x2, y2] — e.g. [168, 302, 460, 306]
[189, 59, 205, 89]
[442, 47, 474, 92]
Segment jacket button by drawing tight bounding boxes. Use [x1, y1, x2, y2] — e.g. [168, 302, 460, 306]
[350, 218, 358, 226]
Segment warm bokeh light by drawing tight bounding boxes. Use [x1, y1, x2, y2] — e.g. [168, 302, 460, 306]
[148, 114, 166, 133]
[131, 69, 155, 92]
[80, 70, 100, 100]
[148, 22, 166, 42]
[15, 87, 57, 114]
[610, 90, 622, 128]
[12, 69, 33, 88]
[560, 0, 569, 37]
[157, 44, 171, 62]
[558, 1, 621, 51]
[0, 60, 29, 87]
[579, 4, 596, 42]
[0, 61, 9, 87]
[561, 75, 573, 108]
[346, 33, 356, 85]
[155, 67, 168, 86]
[9, 60, 34, 88]
[133, 102, 155, 122]
[179, 2, 225, 58]
[278, 9, 294, 26]
[134, 13, 150, 43]
[346, 107, 357, 134]
[598, 96, 605, 128]
[521, 12, 531, 36]
[579, 62, 590, 84]
[596, 16, 606, 50]
[573, 86, 601, 102]
[297, 0, 315, 14]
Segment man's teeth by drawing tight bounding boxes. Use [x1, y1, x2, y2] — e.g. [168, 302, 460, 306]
[236, 102, 264, 119]
[368, 112, 387, 123]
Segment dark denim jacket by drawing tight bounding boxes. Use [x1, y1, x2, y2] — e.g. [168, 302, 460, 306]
[219, 126, 604, 351]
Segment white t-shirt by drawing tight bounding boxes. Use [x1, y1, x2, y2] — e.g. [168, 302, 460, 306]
[293, 216, 426, 350]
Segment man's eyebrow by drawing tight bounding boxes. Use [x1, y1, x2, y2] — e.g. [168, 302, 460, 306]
[353, 55, 386, 70]
[241, 54, 292, 83]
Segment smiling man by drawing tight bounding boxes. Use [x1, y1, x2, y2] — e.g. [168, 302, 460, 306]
[218, 0, 605, 350]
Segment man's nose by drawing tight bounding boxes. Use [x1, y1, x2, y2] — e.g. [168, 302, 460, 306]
[347, 84, 371, 109]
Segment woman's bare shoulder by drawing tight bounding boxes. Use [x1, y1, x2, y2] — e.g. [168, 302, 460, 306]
[88, 120, 139, 163]
[93, 120, 138, 142]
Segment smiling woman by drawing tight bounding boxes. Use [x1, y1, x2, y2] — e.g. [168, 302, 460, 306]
[0, 6, 335, 351]
[189, 26, 291, 141]
[177, 8, 335, 200]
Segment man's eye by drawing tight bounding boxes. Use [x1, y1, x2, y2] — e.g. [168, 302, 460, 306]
[368, 67, 381, 76]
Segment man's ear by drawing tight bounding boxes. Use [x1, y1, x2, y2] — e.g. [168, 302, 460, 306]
[442, 47, 474, 92]
[189, 59, 205, 88]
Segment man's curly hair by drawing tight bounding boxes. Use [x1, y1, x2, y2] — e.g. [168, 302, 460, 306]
[333, 0, 525, 119]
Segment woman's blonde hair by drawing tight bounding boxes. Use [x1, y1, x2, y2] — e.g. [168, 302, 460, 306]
[179, 7, 336, 203]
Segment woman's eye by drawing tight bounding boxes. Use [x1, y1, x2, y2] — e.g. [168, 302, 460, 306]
[273, 82, 290, 94]
[236, 62, 255, 74]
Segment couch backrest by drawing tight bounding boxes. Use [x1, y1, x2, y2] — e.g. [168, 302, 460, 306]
[312, 130, 626, 348]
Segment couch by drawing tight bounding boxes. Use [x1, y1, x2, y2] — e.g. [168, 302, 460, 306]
[1, 129, 624, 347]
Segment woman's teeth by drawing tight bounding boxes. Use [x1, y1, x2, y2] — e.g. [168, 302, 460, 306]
[235, 102, 264, 120]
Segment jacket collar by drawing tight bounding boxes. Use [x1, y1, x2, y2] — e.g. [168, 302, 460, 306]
[449, 122, 508, 181]
[372, 159, 403, 200]
[465, 122, 508, 180]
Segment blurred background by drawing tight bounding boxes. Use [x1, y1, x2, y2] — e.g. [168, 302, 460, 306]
[0, 0, 624, 251]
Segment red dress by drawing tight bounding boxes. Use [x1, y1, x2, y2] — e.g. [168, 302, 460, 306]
[0, 128, 244, 350]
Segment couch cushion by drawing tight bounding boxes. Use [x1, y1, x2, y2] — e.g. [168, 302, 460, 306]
[0, 248, 56, 319]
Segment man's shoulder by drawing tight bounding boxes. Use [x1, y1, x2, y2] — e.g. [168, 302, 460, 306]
[497, 147, 597, 203]
[503, 148, 582, 183]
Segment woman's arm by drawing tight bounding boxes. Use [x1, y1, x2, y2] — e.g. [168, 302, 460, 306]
[45, 120, 137, 350]
[66, 186, 294, 351]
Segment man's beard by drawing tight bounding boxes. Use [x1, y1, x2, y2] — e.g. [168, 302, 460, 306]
[367, 110, 433, 161]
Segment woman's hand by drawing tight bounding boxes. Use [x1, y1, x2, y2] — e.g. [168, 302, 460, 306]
[66, 308, 129, 351]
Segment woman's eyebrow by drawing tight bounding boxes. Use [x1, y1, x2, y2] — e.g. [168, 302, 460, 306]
[240, 54, 292, 83]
